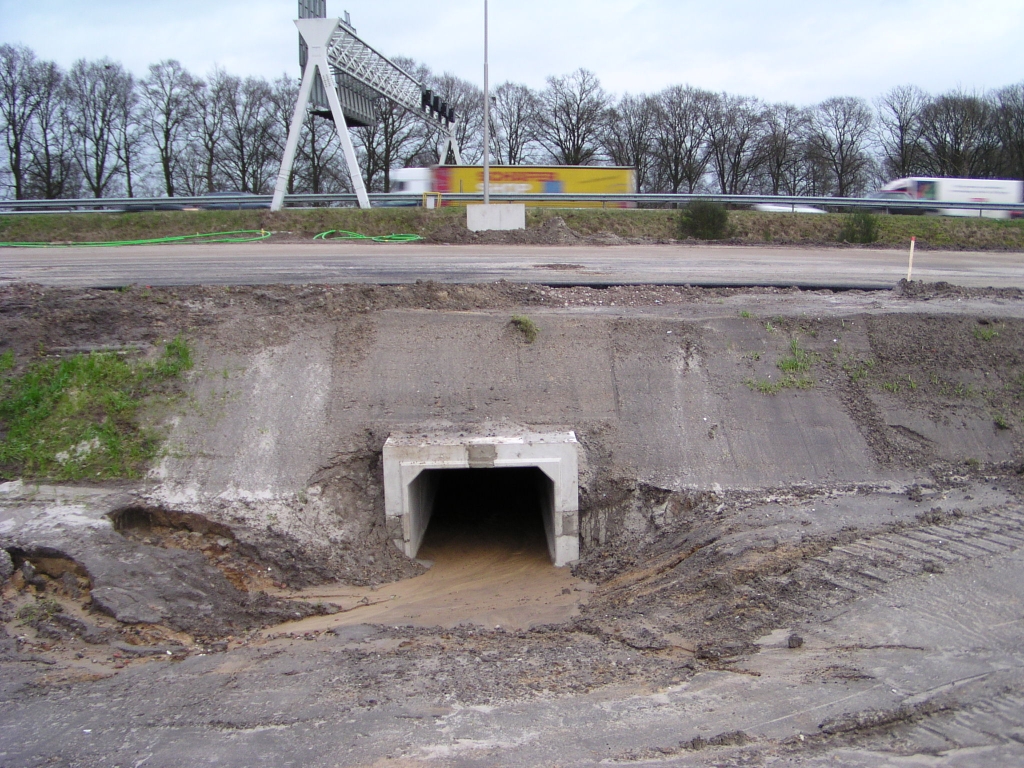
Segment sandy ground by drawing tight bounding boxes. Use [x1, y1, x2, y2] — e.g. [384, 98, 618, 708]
[269, 521, 592, 633]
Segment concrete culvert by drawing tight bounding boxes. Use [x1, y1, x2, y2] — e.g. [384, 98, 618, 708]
[416, 467, 551, 558]
[384, 429, 579, 566]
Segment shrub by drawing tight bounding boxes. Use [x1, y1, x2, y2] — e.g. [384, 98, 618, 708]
[837, 211, 878, 244]
[510, 315, 538, 343]
[679, 201, 729, 240]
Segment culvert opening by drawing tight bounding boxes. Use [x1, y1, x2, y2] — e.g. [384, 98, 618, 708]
[383, 430, 580, 566]
[417, 467, 551, 559]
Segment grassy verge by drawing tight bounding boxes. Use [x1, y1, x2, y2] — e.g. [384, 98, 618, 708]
[0, 338, 192, 481]
[1, 206, 1022, 250]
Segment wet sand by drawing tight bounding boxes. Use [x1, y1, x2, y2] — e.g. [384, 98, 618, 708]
[266, 512, 592, 634]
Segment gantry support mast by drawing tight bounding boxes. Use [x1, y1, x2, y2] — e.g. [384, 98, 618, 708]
[272, 5, 463, 211]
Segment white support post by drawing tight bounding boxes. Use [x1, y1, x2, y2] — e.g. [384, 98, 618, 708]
[271, 18, 371, 212]
[271, 53, 317, 211]
[318, 61, 370, 210]
[437, 123, 463, 166]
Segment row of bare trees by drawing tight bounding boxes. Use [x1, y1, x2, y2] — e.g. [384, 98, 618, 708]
[3, 42, 1024, 200]
[0, 45, 308, 199]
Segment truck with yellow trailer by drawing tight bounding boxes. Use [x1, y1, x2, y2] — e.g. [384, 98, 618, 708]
[388, 165, 636, 207]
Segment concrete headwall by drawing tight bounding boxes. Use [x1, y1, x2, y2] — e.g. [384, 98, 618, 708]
[149, 302, 1020, 569]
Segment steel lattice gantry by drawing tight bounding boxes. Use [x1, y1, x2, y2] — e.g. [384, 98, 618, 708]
[272, 15, 463, 211]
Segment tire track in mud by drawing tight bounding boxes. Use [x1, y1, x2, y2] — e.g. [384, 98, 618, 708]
[794, 505, 1024, 609]
[591, 494, 1024, 661]
[910, 688, 1024, 751]
[767, 505, 1024, 762]
[795, 679, 1024, 762]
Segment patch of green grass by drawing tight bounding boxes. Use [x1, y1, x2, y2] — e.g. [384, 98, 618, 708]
[842, 358, 875, 382]
[0, 337, 192, 481]
[973, 324, 1000, 341]
[882, 374, 918, 394]
[16, 598, 63, 623]
[510, 315, 538, 343]
[951, 382, 977, 398]
[745, 375, 815, 395]
[994, 413, 1011, 430]
[777, 339, 815, 374]
[746, 338, 818, 394]
[739, 310, 752, 319]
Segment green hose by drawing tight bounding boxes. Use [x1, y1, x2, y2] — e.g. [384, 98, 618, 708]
[313, 229, 423, 243]
[0, 230, 272, 248]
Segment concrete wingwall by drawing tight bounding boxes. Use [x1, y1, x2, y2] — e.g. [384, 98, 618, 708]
[148, 306, 1017, 569]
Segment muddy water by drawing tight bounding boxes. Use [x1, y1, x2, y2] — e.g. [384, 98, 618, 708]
[267, 511, 592, 634]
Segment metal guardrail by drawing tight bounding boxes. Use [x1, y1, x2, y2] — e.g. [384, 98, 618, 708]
[1, 192, 1023, 214]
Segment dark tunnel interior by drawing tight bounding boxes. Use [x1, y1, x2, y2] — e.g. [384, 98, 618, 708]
[418, 467, 551, 556]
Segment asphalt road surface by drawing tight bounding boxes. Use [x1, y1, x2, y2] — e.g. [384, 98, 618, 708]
[1, 242, 1021, 288]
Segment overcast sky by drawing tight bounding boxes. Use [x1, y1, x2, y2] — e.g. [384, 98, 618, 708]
[2, 0, 1023, 105]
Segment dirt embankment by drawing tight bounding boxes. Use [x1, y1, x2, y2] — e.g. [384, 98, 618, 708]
[1, 280, 1023, 695]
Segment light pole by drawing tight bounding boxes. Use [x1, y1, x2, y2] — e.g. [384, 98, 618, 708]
[466, 0, 521, 231]
[482, 0, 490, 206]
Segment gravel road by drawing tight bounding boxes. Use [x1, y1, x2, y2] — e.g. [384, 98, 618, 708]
[2, 241, 1022, 289]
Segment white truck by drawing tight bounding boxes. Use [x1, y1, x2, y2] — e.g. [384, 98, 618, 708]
[878, 177, 1023, 219]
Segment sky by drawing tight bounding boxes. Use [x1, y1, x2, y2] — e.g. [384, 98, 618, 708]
[2, 0, 1023, 106]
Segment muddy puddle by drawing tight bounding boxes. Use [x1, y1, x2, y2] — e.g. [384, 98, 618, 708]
[268, 494, 593, 634]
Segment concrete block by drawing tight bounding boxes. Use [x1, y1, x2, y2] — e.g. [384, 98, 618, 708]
[466, 204, 526, 232]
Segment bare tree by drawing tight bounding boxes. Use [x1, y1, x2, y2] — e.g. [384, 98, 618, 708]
[355, 102, 432, 191]
[353, 57, 432, 192]
[757, 102, 808, 194]
[268, 74, 300, 194]
[66, 58, 131, 197]
[0, 44, 44, 199]
[219, 74, 278, 193]
[602, 93, 657, 191]
[25, 60, 77, 199]
[535, 68, 608, 165]
[421, 71, 483, 165]
[489, 82, 539, 165]
[142, 60, 200, 196]
[652, 85, 713, 193]
[111, 69, 143, 197]
[918, 89, 998, 178]
[702, 93, 765, 194]
[874, 85, 928, 181]
[294, 110, 348, 194]
[993, 83, 1024, 180]
[806, 96, 875, 197]
[186, 68, 230, 193]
